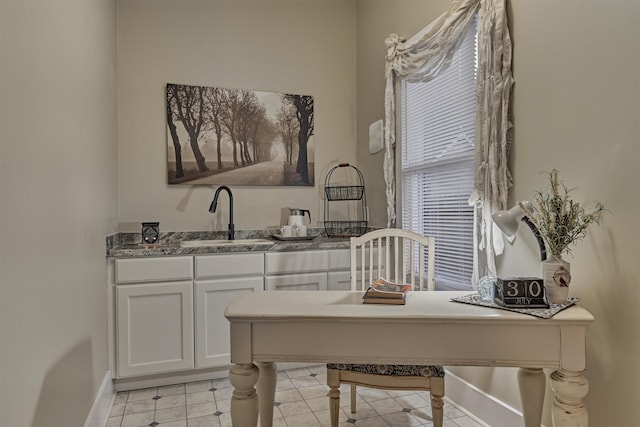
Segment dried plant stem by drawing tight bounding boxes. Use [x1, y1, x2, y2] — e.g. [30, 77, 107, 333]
[527, 170, 606, 258]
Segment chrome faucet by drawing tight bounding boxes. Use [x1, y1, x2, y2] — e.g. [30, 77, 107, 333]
[209, 186, 234, 240]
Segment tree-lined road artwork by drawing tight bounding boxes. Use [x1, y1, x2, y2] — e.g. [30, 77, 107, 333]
[166, 83, 314, 186]
[188, 160, 286, 186]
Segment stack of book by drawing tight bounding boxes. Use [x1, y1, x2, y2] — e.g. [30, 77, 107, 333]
[362, 278, 412, 305]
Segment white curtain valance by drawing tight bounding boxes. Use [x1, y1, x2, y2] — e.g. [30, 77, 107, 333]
[383, 0, 513, 277]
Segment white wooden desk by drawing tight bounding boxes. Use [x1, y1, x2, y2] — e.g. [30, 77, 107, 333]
[225, 291, 594, 427]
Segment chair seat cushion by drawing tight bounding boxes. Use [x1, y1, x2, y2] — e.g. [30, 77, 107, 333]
[326, 363, 445, 378]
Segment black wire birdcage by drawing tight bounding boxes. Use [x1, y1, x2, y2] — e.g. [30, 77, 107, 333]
[323, 163, 368, 237]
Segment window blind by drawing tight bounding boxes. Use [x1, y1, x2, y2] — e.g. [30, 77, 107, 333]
[401, 17, 477, 289]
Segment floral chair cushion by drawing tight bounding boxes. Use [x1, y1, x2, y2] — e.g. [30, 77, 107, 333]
[326, 363, 445, 378]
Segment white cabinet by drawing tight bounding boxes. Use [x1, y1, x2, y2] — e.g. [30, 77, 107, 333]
[112, 247, 352, 380]
[327, 249, 352, 290]
[115, 256, 195, 378]
[328, 271, 351, 290]
[114, 253, 263, 378]
[194, 254, 263, 368]
[115, 256, 194, 284]
[265, 272, 327, 291]
[325, 248, 381, 291]
[116, 281, 194, 377]
[195, 252, 264, 278]
[265, 249, 351, 291]
[265, 250, 329, 290]
[265, 250, 329, 275]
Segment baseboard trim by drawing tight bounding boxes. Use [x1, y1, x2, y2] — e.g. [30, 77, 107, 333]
[444, 369, 525, 427]
[113, 366, 231, 392]
[84, 370, 115, 427]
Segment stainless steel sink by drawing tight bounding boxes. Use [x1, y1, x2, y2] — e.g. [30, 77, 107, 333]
[179, 238, 274, 248]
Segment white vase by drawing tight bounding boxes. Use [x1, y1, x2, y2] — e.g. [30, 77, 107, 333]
[541, 255, 571, 305]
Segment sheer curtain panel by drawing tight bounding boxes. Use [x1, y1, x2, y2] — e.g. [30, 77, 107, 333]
[384, 0, 513, 278]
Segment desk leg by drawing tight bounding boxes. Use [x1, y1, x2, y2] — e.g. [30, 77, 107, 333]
[256, 362, 277, 427]
[549, 369, 589, 427]
[230, 363, 259, 427]
[518, 367, 546, 427]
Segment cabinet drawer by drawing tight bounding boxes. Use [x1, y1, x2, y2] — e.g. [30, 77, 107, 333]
[328, 248, 379, 271]
[195, 253, 264, 278]
[265, 250, 329, 274]
[115, 257, 193, 284]
[265, 272, 328, 291]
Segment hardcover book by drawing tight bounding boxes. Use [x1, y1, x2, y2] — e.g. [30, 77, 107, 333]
[361, 295, 407, 305]
[362, 278, 412, 305]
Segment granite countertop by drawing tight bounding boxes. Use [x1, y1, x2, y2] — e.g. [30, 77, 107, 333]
[106, 228, 354, 258]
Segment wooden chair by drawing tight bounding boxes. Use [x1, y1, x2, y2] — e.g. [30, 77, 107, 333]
[326, 228, 444, 427]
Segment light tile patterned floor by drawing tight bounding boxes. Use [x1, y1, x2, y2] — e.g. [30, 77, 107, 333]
[107, 365, 484, 427]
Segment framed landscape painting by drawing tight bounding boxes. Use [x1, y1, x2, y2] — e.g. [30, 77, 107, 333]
[166, 83, 314, 186]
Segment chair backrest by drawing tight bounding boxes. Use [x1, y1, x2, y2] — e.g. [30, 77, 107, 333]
[350, 228, 436, 291]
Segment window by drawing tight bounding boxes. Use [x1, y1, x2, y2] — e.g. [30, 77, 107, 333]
[400, 16, 477, 290]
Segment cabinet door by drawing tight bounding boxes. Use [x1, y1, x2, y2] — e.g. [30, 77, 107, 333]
[116, 281, 194, 378]
[328, 271, 352, 291]
[265, 272, 328, 291]
[194, 277, 263, 368]
[327, 249, 350, 271]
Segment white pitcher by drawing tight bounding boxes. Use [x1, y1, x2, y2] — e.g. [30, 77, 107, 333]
[288, 208, 311, 227]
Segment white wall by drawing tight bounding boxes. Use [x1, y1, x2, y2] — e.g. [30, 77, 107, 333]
[117, 0, 357, 232]
[355, 0, 452, 227]
[496, 2, 639, 425]
[357, 0, 640, 425]
[0, 1, 118, 426]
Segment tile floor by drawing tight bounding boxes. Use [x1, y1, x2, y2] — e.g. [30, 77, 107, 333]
[107, 365, 485, 427]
